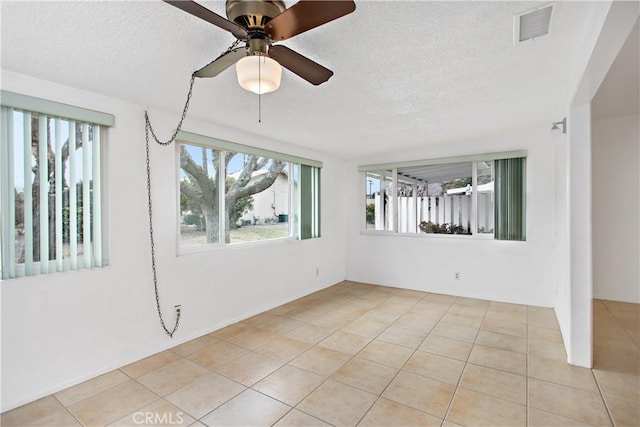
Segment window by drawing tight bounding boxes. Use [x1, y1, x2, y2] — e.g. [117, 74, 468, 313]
[0, 91, 113, 279]
[365, 171, 393, 231]
[359, 152, 526, 240]
[477, 160, 495, 234]
[398, 162, 473, 235]
[177, 131, 321, 250]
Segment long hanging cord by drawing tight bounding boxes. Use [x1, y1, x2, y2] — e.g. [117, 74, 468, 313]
[144, 74, 196, 337]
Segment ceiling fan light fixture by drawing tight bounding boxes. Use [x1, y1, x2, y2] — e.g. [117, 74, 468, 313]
[236, 55, 282, 94]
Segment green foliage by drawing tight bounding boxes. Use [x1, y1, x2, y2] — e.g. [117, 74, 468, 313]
[14, 183, 93, 244]
[478, 175, 493, 185]
[229, 195, 253, 229]
[183, 212, 204, 231]
[62, 182, 92, 243]
[14, 189, 24, 230]
[366, 204, 375, 224]
[180, 149, 285, 243]
[180, 191, 188, 214]
[441, 177, 472, 193]
[225, 176, 254, 229]
[180, 178, 201, 215]
[419, 221, 470, 235]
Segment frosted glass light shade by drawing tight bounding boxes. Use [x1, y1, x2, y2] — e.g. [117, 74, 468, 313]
[235, 55, 282, 94]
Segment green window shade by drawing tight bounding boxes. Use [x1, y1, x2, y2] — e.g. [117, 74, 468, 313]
[300, 165, 321, 240]
[494, 157, 526, 241]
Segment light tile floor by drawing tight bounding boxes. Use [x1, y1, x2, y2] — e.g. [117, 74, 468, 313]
[2, 282, 638, 426]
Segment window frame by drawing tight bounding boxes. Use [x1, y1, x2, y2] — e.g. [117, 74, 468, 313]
[0, 91, 113, 279]
[359, 151, 526, 240]
[175, 131, 322, 255]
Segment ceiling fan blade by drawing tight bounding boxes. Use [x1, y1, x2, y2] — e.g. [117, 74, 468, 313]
[194, 46, 249, 78]
[269, 45, 333, 85]
[265, 0, 356, 41]
[163, 1, 248, 39]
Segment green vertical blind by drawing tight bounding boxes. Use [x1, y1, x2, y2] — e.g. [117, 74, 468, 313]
[494, 157, 526, 241]
[0, 92, 112, 279]
[300, 165, 321, 239]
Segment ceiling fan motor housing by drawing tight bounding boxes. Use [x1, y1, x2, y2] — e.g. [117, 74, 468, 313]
[225, 0, 286, 30]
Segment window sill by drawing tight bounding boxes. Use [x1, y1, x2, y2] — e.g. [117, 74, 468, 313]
[2, 263, 109, 281]
[360, 230, 496, 240]
[177, 236, 298, 256]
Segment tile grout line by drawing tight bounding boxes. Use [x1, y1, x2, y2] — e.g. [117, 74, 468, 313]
[590, 368, 616, 427]
[51, 394, 85, 427]
[120, 364, 209, 425]
[340, 292, 431, 426]
[592, 300, 620, 427]
[270, 290, 430, 425]
[214, 287, 410, 426]
[526, 306, 529, 427]
[10, 285, 612, 427]
[367, 296, 492, 424]
[57, 369, 171, 427]
[295, 287, 421, 426]
[120, 347, 273, 426]
[597, 299, 638, 347]
[304, 293, 407, 425]
[593, 298, 637, 427]
[613, 305, 640, 350]
[195, 331, 317, 425]
[195, 315, 337, 424]
[441, 297, 492, 426]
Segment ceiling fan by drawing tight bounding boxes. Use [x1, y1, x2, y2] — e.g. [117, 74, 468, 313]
[163, 0, 356, 93]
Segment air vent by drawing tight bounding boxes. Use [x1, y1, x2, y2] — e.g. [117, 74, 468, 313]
[515, 5, 553, 44]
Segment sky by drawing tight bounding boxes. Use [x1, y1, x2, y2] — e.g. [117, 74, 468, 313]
[181, 144, 288, 180]
[11, 112, 92, 193]
[9, 114, 287, 194]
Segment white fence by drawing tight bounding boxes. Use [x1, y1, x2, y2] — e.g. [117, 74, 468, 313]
[370, 193, 494, 233]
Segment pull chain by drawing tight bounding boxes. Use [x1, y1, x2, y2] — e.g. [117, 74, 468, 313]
[144, 74, 196, 337]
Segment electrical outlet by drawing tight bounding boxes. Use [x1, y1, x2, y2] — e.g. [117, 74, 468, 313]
[175, 305, 182, 316]
[455, 272, 460, 280]
[315, 268, 319, 276]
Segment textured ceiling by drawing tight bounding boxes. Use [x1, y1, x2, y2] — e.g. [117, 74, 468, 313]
[1, 1, 605, 159]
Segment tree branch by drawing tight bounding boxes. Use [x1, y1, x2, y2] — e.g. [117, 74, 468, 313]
[201, 147, 208, 176]
[232, 160, 285, 201]
[180, 146, 215, 202]
[229, 155, 257, 194]
[180, 180, 201, 200]
[254, 157, 268, 171]
[225, 151, 236, 171]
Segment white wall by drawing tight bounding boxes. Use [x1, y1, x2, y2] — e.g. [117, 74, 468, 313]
[592, 114, 640, 303]
[0, 70, 347, 411]
[552, 123, 571, 356]
[555, 1, 639, 368]
[345, 125, 557, 307]
[567, 104, 593, 368]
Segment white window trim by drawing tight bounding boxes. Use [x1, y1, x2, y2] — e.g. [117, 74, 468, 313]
[358, 150, 526, 172]
[1, 90, 114, 127]
[175, 133, 320, 255]
[360, 151, 527, 239]
[179, 235, 297, 256]
[0, 94, 111, 279]
[177, 131, 322, 168]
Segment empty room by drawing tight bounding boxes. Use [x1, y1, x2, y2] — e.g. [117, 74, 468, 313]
[1, 1, 638, 426]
